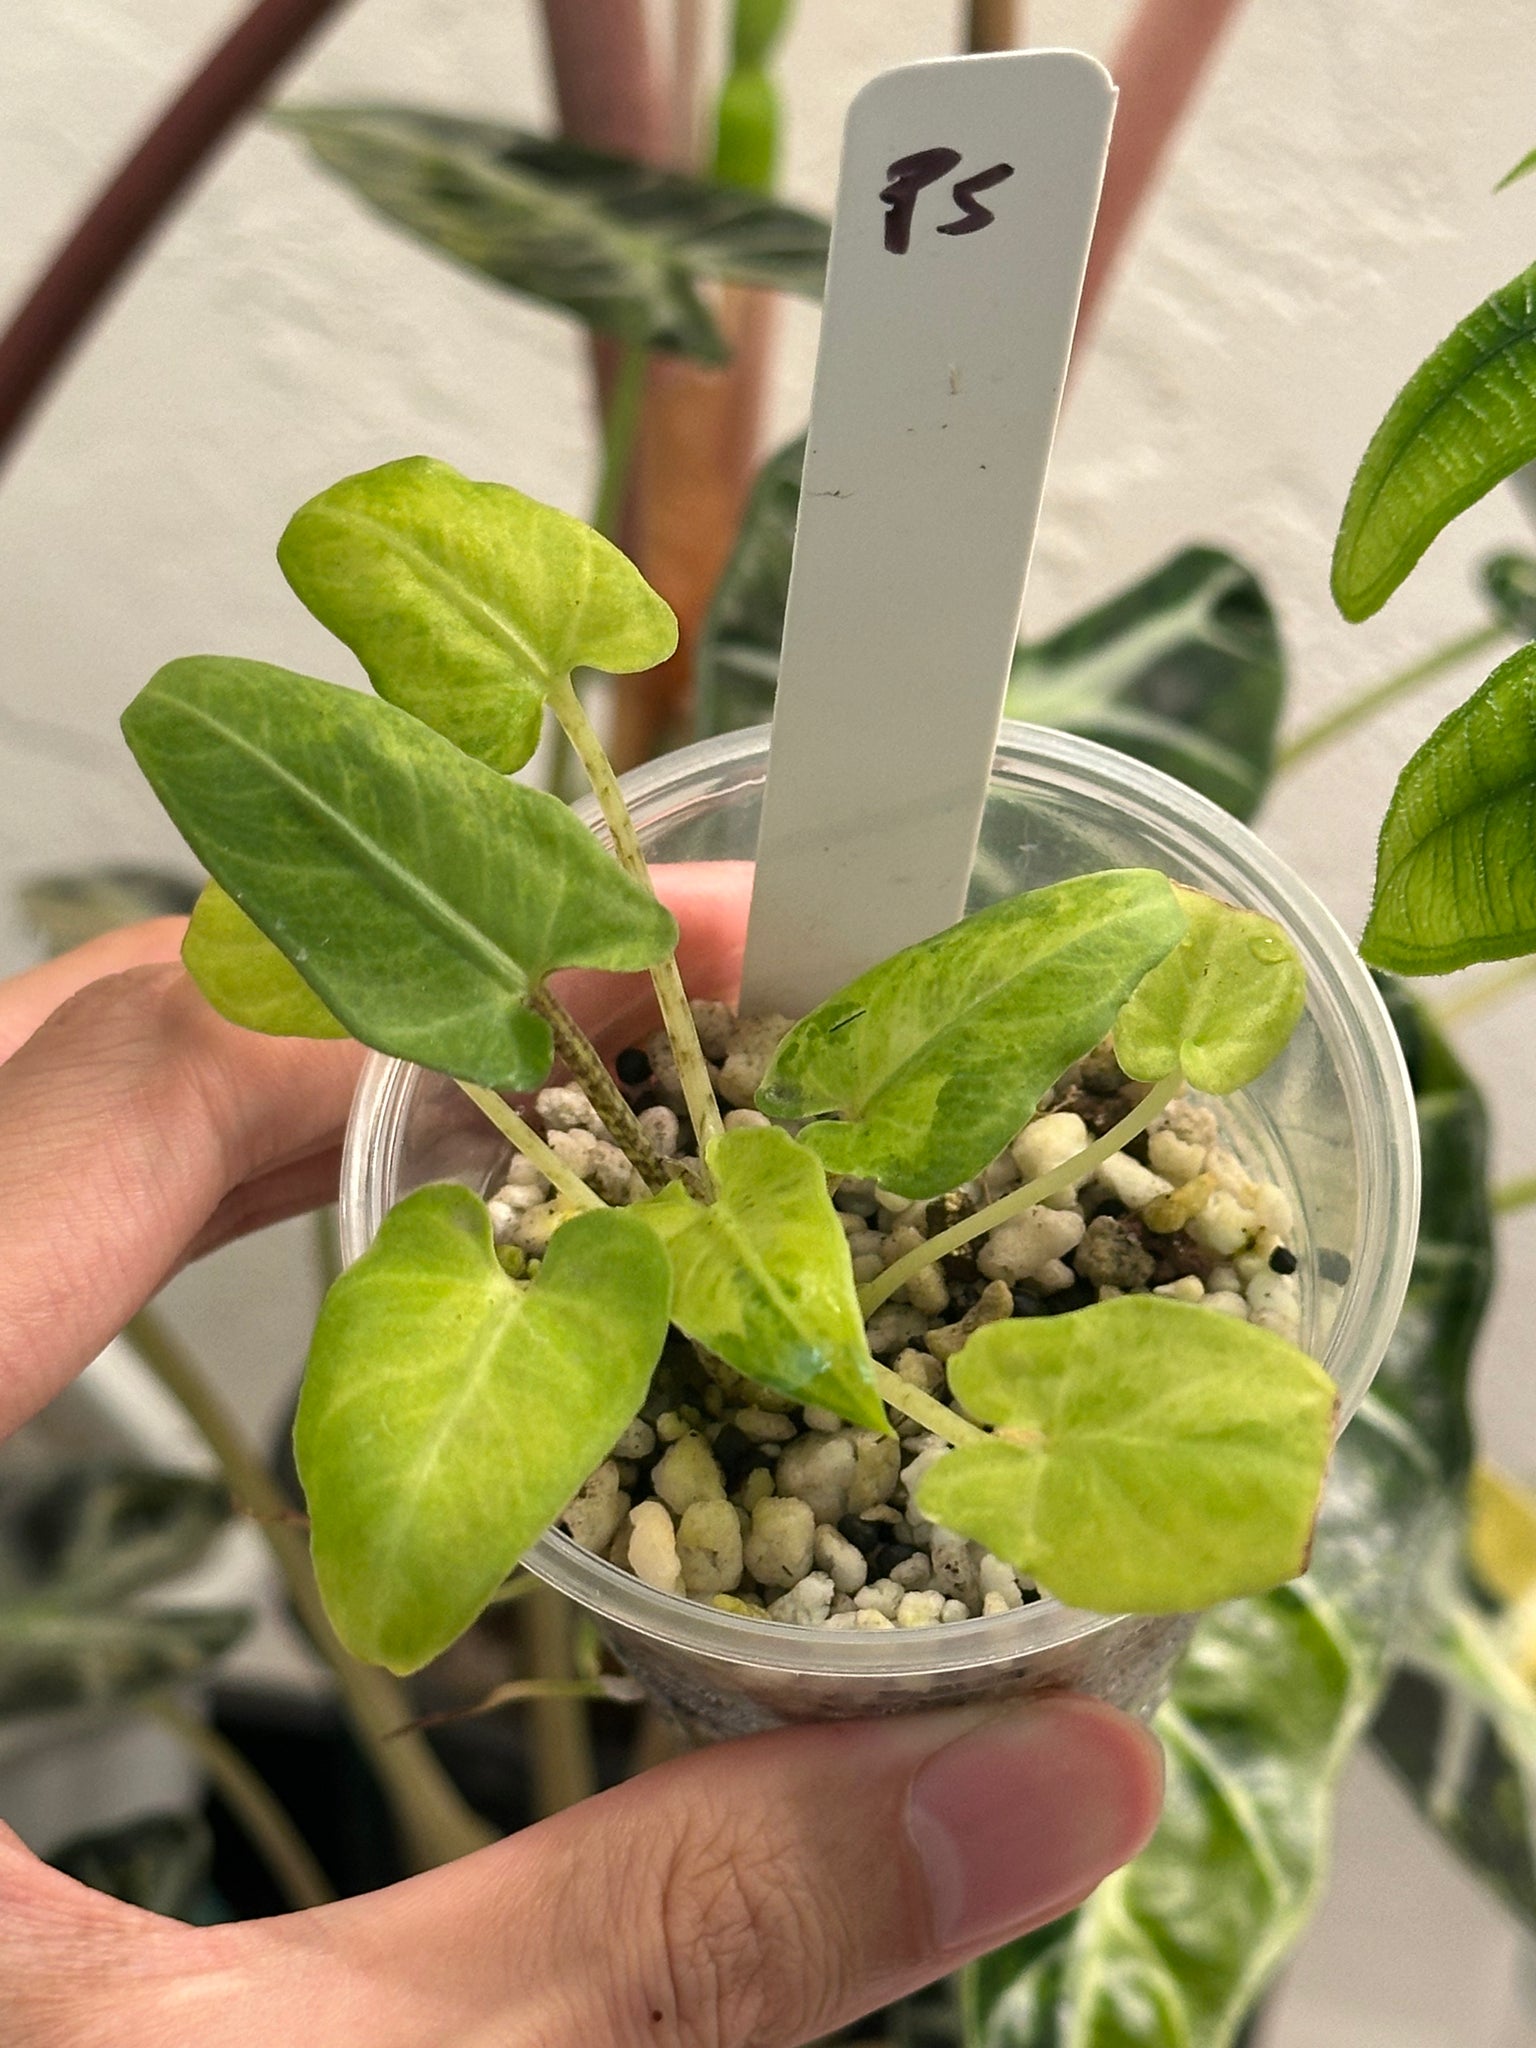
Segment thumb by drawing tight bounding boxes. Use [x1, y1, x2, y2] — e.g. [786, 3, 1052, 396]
[222, 1697, 1162, 2047]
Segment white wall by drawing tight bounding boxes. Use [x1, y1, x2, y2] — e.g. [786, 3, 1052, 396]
[4, 3, 1536, 2036]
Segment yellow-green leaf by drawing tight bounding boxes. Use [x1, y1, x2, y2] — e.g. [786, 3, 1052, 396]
[182, 881, 347, 1039]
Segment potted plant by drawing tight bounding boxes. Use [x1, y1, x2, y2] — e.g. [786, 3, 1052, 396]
[120, 454, 1419, 1738]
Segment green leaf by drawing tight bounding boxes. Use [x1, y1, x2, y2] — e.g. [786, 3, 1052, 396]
[295, 1185, 671, 1674]
[1480, 550, 1536, 636]
[965, 982, 1491, 2048]
[277, 107, 828, 362]
[1370, 1569, 1536, 1935]
[18, 866, 200, 956]
[695, 434, 803, 740]
[1114, 885, 1305, 1093]
[1496, 146, 1536, 191]
[0, 1469, 246, 1721]
[278, 456, 677, 772]
[638, 1126, 887, 1430]
[122, 657, 678, 1086]
[918, 1297, 1336, 1614]
[697, 462, 1285, 824]
[1333, 261, 1536, 621]
[1006, 549, 1287, 824]
[757, 871, 1187, 1200]
[183, 881, 347, 1039]
[1361, 642, 1536, 974]
[52, 1812, 214, 1921]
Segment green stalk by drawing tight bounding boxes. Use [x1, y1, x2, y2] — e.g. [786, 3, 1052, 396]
[592, 340, 648, 542]
[1493, 1174, 1536, 1216]
[147, 1696, 335, 1912]
[456, 1082, 604, 1210]
[1432, 956, 1536, 1026]
[859, 1070, 1184, 1317]
[124, 1309, 495, 1872]
[871, 1361, 988, 1446]
[547, 670, 725, 1166]
[525, 982, 671, 1190]
[527, 1583, 598, 1816]
[1279, 624, 1503, 769]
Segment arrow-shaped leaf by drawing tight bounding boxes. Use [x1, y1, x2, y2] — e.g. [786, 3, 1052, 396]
[757, 871, 1187, 1199]
[278, 457, 678, 772]
[277, 107, 828, 362]
[1333, 260, 1536, 621]
[640, 1126, 887, 1430]
[295, 1186, 671, 1674]
[122, 658, 678, 1087]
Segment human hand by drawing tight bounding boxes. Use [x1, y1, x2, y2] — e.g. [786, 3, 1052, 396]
[0, 880, 1162, 2048]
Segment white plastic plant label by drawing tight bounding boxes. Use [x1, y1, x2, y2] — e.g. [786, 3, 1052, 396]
[741, 50, 1117, 1015]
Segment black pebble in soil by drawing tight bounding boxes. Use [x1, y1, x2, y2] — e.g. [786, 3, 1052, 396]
[710, 1423, 756, 1485]
[1009, 1285, 1047, 1317]
[1318, 1248, 1352, 1286]
[872, 1542, 917, 1579]
[1041, 1276, 1098, 1316]
[616, 1046, 652, 1087]
[1269, 1244, 1299, 1275]
[837, 1515, 884, 1558]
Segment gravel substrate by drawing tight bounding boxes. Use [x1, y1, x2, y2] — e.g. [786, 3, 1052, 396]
[487, 1003, 1306, 1630]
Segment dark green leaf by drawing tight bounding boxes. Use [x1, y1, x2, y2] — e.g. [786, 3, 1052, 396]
[52, 1811, 214, 1920]
[638, 1126, 887, 1430]
[0, 1468, 232, 1608]
[0, 1606, 248, 1721]
[1006, 549, 1287, 823]
[1115, 885, 1306, 1093]
[918, 1298, 1336, 1614]
[1370, 1570, 1536, 1934]
[697, 480, 1286, 825]
[183, 882, 347, 1039]
[277, 107, 828, 362]
[18, 866, 200, 956]
[695, 434, 803, 739]
[1333, 262, 1536, 621]
[296, 1186, 671, 1674]
[122, 658, 678, 1087]
[758, 872, 1186, 1200]
[965, 983, 1490, 2047]
[1496, 147, 1536, 192]
[1361, 643, 1536, 974]
[278, 457, 677, 773]
[1480, 551, 1536, 636]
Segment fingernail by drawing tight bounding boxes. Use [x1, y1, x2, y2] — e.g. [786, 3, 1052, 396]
[905, 1698, 1162, 1954]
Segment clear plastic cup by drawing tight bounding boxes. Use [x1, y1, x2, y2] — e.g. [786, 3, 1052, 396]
[339, 722, 1419, 1740]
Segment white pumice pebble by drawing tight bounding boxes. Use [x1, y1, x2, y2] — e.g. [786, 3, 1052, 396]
[846, 1431, 902, 1512]
[854, 1577, 904, 1620]
[563, 1462, 629, 1555]
[644, 1032, 690, 1113]
[814, 1524, 869, 1595]
[847, 1228, 884, 1260]
[627, 1501, 684, 1595]
[1202, 1290, 1250, 1318]
[769, 1571, 836, 1626]
[801, 1405, 845, 1434]
[1095, 1152, 1174, 1212]
[654, 1410, 689, 1444]
[1188, 1188, 1258, 1255]
[822, 1611, 859, 1631]
[926, 1280, 1014, 1362]
[940, 1598, 972, 1624]
[511, 1201, 566, 1256]
[900, 1262, 949, 1317]
[1233, 1242, 1277, 1285]
[737, 1466, 775, 1512]
[651, 1432, 725, 1515]
[928, 1529, 981, 1605]
[852, 1253, 884, 1286]
[733, 1406, 798, 1444]
[612, 1417, 656, 1461]
[495, 1180, 549, 1213]
[854, 1608, 897, 1630]
[1010, 1111, 1090, 1207]
[978, 1554, 1024, 1609]
[890, 1555, 936, 1594]
[776, 1433, 856, 1523]
[875, 1185, 913, 1216]
[978, 1205, 1085, 1285]
[1252, 1181, 1295, 1237]
[1154, 1275, 1206, 1303]
[1148, 1127, 1207, 1186]
[1160, 1096, 1220, 1149]
[502, 1154, 548, 1188]
[717, 1015, 795, 1107]
[1032, 1258, 1076, 1294]
[1204, 1145, 1260, 1204]
[676, 1499, 744, 1597]
[688, 998, 733, 1060]
[637, 1104, 679, 1157]
[834, 1177, 880, 1217]
[978, 1151, 1022, 1201]
[1207, 1262, 1243, 1295]
[487, 1199, 515, 1240]
[866, 1303, 930, 1357]
[536, 1084, 607, 1136]
[723, 1107, 771, 1130]
[586, 1138, 636, 1205]
[546, 1126, 599, 1178]
[896, 1589, 947, 1628]
[744, 1496, 816, 1589]
[892, 1347, 944, 1396]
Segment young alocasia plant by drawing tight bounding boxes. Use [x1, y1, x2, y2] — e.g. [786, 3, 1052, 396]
[124, 456, 1335, 1674]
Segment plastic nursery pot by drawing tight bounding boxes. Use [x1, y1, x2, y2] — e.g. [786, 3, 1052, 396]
[339, 722, 1420, 1742]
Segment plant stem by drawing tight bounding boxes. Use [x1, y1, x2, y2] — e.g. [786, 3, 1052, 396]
[593, 342, 649, 543]
[124, 1309, 495, 1872]
[1279, 625, 1504, 768]
[1493, 1174, 1536, 1216]
[871, 1362, 988, 1446]
[455, 1082, 605, 1208]
[525, 983, 671, 1190]
[406, 1673, 642, 1734]
[547, 671, 724, 1165]
[147, 1696, 335, 1911]
[859, 1071, 1184, 1316]
[527, 1584, 598, 1816]
[1432, 955, 1536, 1026]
